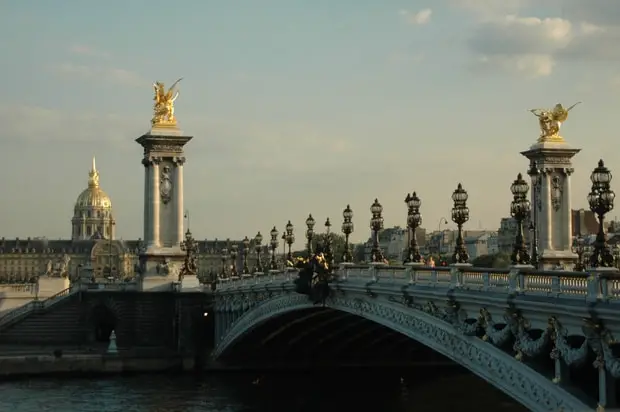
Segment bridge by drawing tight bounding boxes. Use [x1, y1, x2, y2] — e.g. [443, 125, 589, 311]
[1, 87, 619, 411]
[211, 264, 620, 412]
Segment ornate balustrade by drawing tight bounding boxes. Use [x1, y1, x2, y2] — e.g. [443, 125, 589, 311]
[80, 282, 139, 292]
[0, 285, 80, 329]
[214, 264, 619, 302]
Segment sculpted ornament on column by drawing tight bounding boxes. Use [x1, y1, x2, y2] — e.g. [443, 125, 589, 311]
[160, 165, 173, 204]
[551, 175, 563, 212]
[172, 156, 186, 166]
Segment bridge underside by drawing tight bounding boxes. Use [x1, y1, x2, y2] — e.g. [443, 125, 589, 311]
[221, 306, 461, 369]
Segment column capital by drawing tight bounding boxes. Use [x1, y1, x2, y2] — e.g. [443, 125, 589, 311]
[142, 156, 162, 167]
[562, 167, 574, 176]
[172, 156, 186, 166]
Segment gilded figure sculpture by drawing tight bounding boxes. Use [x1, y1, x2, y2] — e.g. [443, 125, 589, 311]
[529, 102, 581, 142]
[152, 78, 183, 126]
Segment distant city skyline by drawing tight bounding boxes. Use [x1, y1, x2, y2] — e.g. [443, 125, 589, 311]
[1, 1, 620, 244]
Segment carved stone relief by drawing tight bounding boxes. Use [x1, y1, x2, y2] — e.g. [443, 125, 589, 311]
[551, 175, 563, 212]
[534, 175, 543, 212]
[160, 166, 173, 204]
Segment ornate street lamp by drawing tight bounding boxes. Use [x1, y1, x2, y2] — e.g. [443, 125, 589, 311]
[370, 198, 385, 263]
[285, 220, 295, 262]
[269, 226, 279, 270]
[341, 205, 354, 263]
[179, 229, 198, 281]
[510, 173, 531, 265]
[451, 183, 470, 264]
[253, 231, 264, 273]
[527, 161, 540, 267]
[242, 236, 250, 275]
[572, 236, 586, 272]
[404, 192, 422, 264]
[587, 159, 616, 267]
[220, 243, 229, 278]
[305, 214, 316, 255]
[230, 243, 239, 277]
[324, 218, 334, 269]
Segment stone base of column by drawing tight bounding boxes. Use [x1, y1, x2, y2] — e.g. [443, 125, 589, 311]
[139, 248, 185, 292]
[180, 274, 201, 291]
[539, 250, 578, 270]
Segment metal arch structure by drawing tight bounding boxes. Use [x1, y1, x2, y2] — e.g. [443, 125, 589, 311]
[212, 293, 588, 412]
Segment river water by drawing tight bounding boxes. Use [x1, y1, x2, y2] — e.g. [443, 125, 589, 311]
[0, 369, 526, 411]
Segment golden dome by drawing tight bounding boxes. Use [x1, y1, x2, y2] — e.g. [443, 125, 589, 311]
[74, 157, 113, 211]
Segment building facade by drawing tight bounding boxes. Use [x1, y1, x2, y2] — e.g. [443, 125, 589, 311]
[0, 160, 256, 283]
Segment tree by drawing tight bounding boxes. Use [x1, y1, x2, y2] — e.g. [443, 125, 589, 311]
[471, 253, 511, 269]
[291, 233, 348, 262]
[353, 243, 366, 263]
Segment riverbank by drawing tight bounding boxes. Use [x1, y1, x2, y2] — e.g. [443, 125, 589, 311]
[0, 352, 196, 379]
[0, 349, 462, 380]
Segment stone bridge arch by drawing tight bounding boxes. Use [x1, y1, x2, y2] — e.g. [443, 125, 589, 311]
[213, 293, 588, 412]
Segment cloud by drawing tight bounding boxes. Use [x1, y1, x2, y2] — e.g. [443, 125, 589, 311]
[0, 105, 143, 147]
[466, 8, 620, 77]
[453, 0, 530, 19]
[399, 8, 432, 25]
[49, 63, 145, 87]
[68, 45, 110, 59]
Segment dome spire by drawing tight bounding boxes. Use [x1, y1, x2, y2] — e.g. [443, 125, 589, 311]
[88, 156, 100, 188]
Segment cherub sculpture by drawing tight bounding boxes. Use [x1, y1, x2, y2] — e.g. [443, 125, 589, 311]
[529, 102, 581, 141]
[152, 78, 183, 126]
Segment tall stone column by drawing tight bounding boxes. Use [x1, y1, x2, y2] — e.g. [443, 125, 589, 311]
[543, 170, 553, 250]
[174, 157, 185, 245]
[522, 140, 580, 269]
[564, 168, 574, 249]
[142, 159, 150, 243]
[136, 125, 192, 290]
[152, 158, 161, 248]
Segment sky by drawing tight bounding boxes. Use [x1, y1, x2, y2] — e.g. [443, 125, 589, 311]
[1, 0, 620, 245]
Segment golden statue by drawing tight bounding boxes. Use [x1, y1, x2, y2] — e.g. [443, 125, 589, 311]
[529, 102, 581, 142]
[152, 78, 183, 127]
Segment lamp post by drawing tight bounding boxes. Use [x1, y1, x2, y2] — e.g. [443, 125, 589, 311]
[281, 232, 286, 269]
[242, 236, 250, 275]
[587, 159, 616, 268]
[404, 192, 422, 264]
[324, 218, 334, 269]
[179, 229, 198, 283]
[527, 161, 540, 268]
[572, 236, 586, 272]
[451, 183, 470, 264]
[341, 205, 354, 263]
[269, 226, 279, 271]
[254, 231, 264, 273]
[509, 173, 531, 265]
[230, 243, 238, 277]
[285, 221, 295, 262]
[220, 243, 229, 279]
[305, 214, 316, 255]
[370, 198, 385, 263]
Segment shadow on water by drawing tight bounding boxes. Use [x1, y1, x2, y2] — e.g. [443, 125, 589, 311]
[0, 368, 526, 412]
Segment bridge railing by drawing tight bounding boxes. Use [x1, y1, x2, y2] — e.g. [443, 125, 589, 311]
[79, 282, 139, 292]
[215, 264, 620, 302]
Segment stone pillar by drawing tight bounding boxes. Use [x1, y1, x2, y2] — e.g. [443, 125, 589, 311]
[522, 140, 580, 269]
[143, 159, 150, 242]
[564, 168, 574, 250]
[174, 157, 185, 245]
[136, 127, 193, 290]
[543, 170, 553, 250]
[151, 158, 161, 248]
